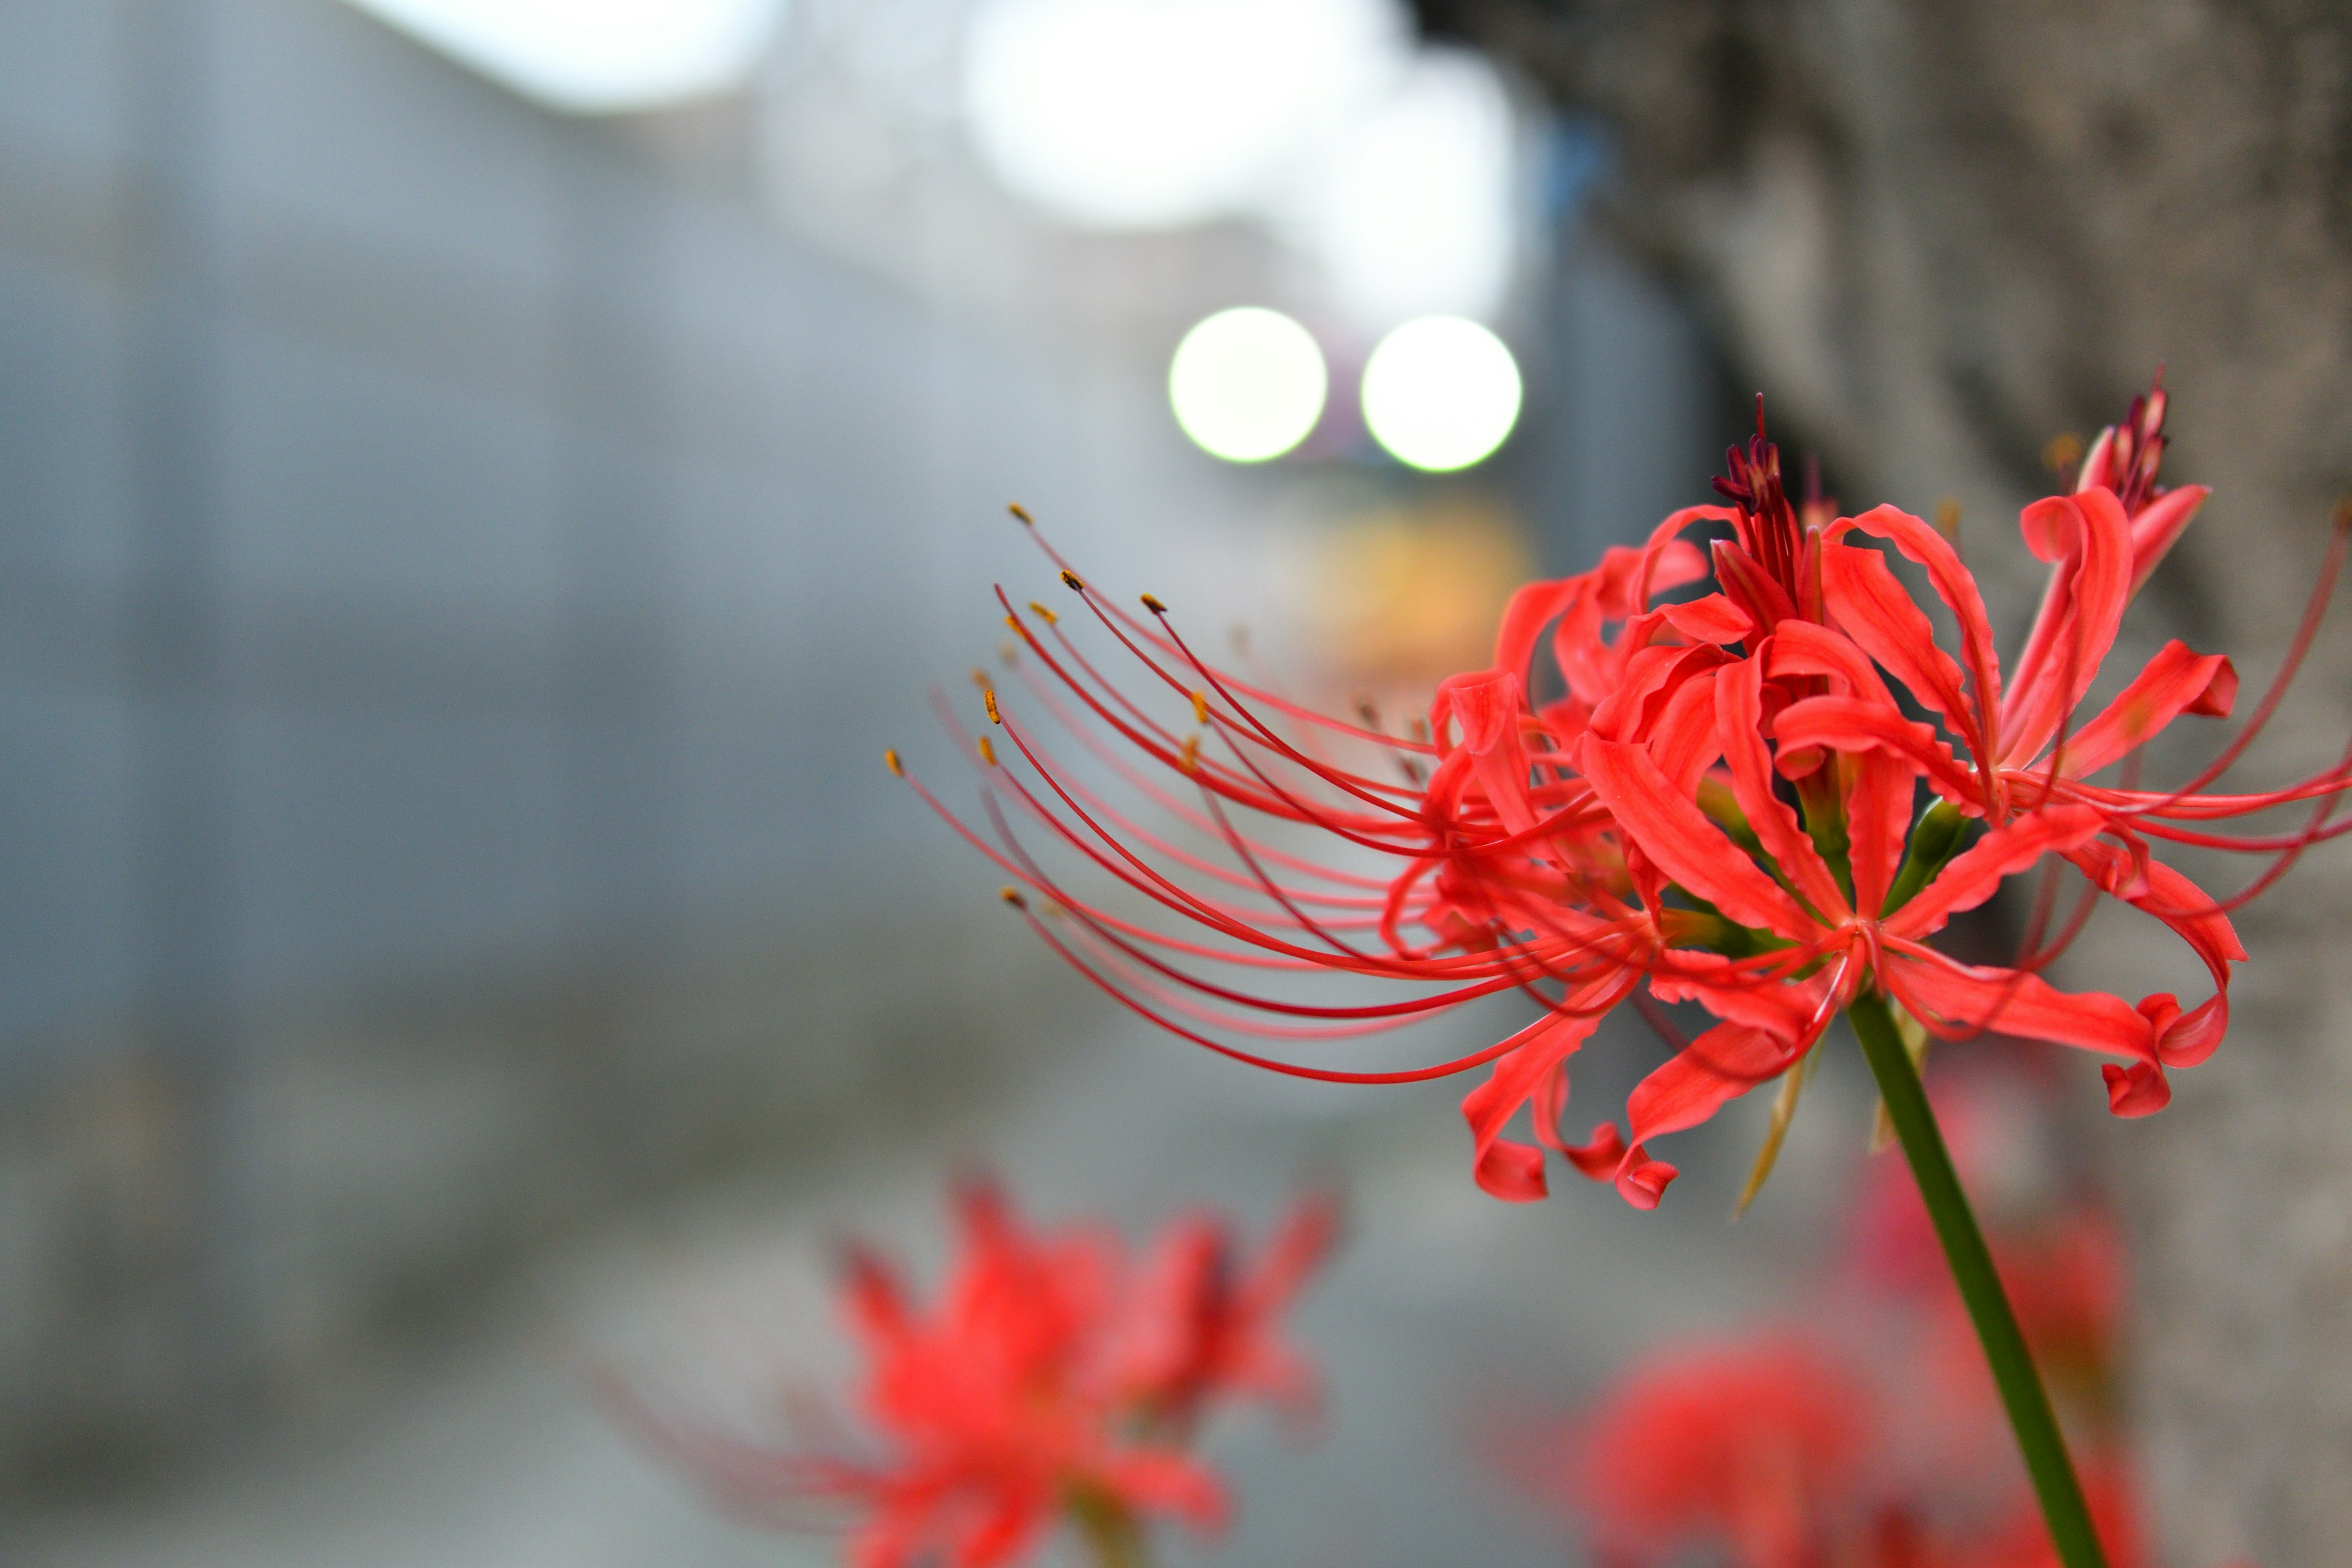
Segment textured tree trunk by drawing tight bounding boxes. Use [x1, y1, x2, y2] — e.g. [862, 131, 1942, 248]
[1419, 4, 2352, 1561]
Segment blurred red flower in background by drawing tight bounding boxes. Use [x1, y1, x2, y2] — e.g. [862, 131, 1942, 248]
[1107, 1191, 1340, 1437]
[608, 1180, 1336, 1568]
[1564, 1335, 1872, 1568]
[899, 377, 2351, 1209]
[1504, 1082, 2150, 1568]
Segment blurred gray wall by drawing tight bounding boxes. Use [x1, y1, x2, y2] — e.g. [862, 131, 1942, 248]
[0, 0, 1130, 1049]
[0, 0, 1232, 1476]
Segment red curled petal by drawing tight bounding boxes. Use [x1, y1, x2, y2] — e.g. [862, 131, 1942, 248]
[1623, 1022, 1796, 1159]
[1883, 805, 2105, 938]
[1657, 592, 1754, 646]
[1460, 995, 1619, 1202]
[1830, 505, 2005, 760]
[1581, 736, 1812, 936]
[1719, 654, 1847, 922]
[1492, 578, 1581, 688]
[2053, 640, 2238, 777]
[1646, 671, 1725, 794]
[2187, 655, 2239, 717]
[2065, 842, 2242, 1068]
[1846, 751, 1918, 919]
[1820, 540, 1982, 758]
[1767, 618, 1894, 704]
[1623, 507, 1732, 608]
[1648, 957, 1827, 1038]
[1773, 696, 1983, 810]
[2102, 1060, 2173, 1117]
[1613, 1147, 1678, 1210]
[1560, 1122, 1627, 1181]
[1432, 669, 1538, 837]
[2002, 489, 2135, 766]
[1882, 942, 2156, 1062]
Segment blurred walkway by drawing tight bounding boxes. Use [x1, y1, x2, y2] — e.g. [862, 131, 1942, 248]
[2, 1007, 1868, 1568]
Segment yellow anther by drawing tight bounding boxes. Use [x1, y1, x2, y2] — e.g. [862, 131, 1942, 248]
[1934, 496, 1962, 541]
[984, 690, 1001, 725]
[1140, 592, 1167, 614]
[1061, 570, 1085, 592]
[1008, 502, 1035, 525]
[1000, 886, 1028, 908]
[1004, 614, 1022, 633]
[1179, 734, 1200, 774]
[978, 735, 998, 766]
[884, 748, 903, 777]
[1191, 690, 1209, 726]
[971, 668, 992, 690]
[1027, 601, 1058, 625]
[2041, 432, 2084, 477]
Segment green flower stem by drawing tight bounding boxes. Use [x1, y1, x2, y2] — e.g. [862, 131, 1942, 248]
[1847, 992, 2107, 1568]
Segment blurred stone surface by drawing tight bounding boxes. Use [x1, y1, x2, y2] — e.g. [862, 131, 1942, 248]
[1415, 2, 2352, 1560]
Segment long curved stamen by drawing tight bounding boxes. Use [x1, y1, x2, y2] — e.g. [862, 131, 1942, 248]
[971, 709, 1395, 913]
[2162, 504, 2350, 799]
[1019, 910, 1566, 1085]
[1007, 505, 1438, 755]
[1006, 661, 1404, 891]
[1062, 581, 1429, 826]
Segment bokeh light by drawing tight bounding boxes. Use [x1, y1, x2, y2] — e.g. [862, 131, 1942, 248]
[1360, 316, 1523, 472]
[1168, 308, 1329, 464]
[339, 0, 786, 113]
[962, 0, 1398, 230]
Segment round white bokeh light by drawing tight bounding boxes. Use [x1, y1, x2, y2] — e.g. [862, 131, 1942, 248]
[1168, 308, 1329, 464]
[1360, 316, 1523, 472]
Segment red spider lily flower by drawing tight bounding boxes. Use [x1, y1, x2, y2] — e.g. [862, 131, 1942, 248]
[897, 380, 2352, 1210]
[1558, 1334, 1874, 1568]
[606, 1182, 1331, 1568]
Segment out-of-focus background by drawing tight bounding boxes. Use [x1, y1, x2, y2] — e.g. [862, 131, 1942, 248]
[2, 2, 2348, 1565]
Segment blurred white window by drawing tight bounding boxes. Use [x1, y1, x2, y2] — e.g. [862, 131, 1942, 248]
[339, 0, 788, 114]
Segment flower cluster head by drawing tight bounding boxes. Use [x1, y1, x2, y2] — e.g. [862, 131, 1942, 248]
[613, 1180, 1336, 1568]
[901, 376, 2351, 1210]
